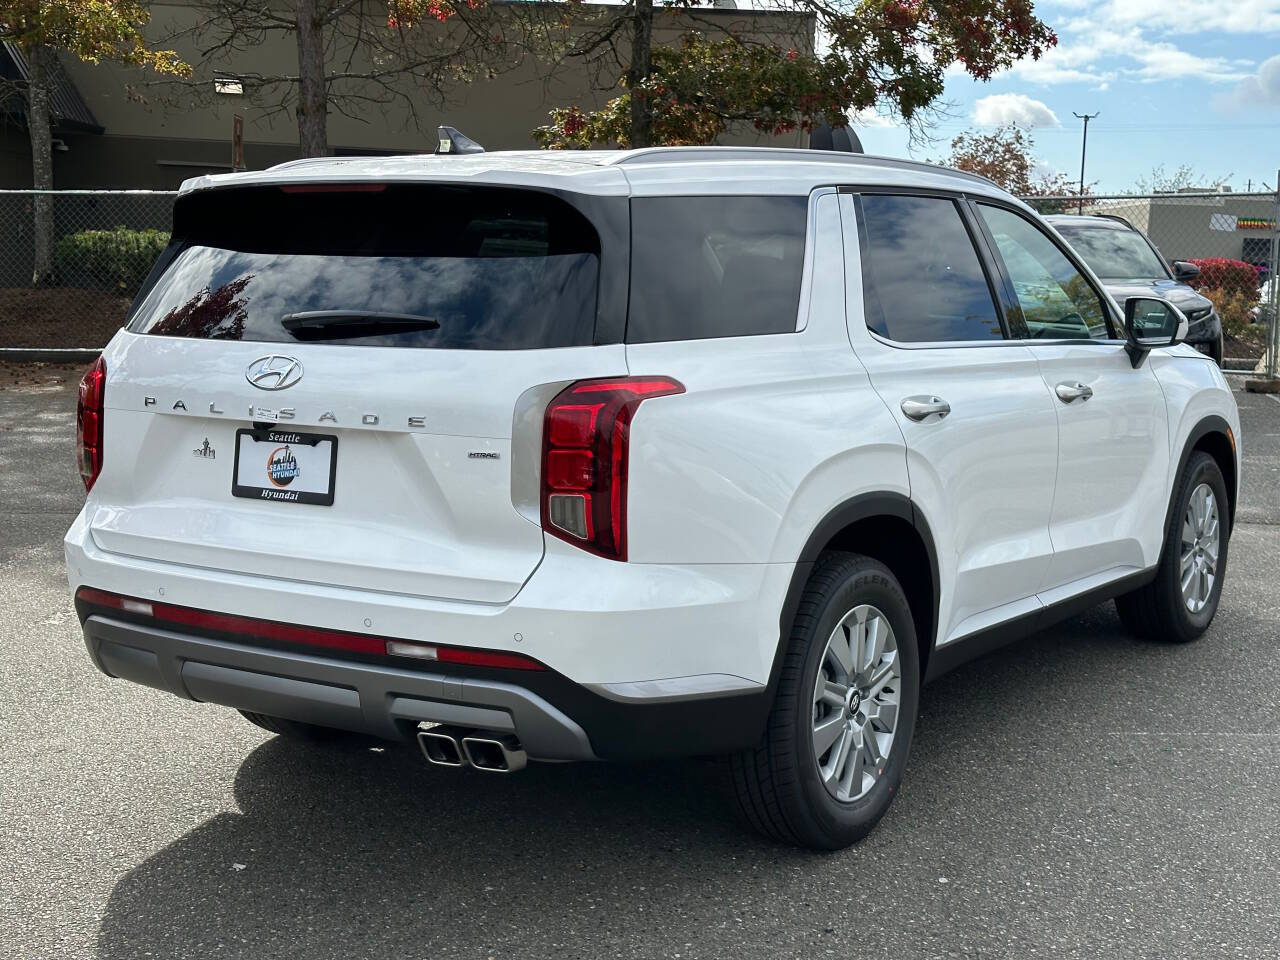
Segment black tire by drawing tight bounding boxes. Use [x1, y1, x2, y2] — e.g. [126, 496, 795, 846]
[238, 710, 347, 742]
[729, 552, 920, 850]
[1115, 451, 1229, 643]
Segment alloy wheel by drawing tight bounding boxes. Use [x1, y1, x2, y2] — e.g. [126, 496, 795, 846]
[1180, 482, 1221, 614]
[811, 604, 902, 802]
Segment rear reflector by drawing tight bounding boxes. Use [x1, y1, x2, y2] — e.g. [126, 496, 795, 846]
[75, 587, 547, 671]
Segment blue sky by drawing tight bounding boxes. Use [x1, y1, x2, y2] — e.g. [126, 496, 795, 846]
[852, 0, 1280, 193]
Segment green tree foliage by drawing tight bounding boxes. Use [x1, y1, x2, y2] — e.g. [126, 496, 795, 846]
[534, 0, 1057, 149]
[1, 0, 187, 284]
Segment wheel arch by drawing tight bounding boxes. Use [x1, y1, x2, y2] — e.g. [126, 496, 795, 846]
[1168, 415, 1237, 536]
[772, 492, 940, 690]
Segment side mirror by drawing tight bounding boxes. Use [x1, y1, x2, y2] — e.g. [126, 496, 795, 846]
[1172, 260, 1201, 282]
[1124, 296, 1188, 368]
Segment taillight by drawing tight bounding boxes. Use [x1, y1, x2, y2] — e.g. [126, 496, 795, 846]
[77, 355, 106, 492]
[540, 376, 684, 561]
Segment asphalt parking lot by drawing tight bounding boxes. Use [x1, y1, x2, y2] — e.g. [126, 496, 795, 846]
[2, 363, 1278, 960]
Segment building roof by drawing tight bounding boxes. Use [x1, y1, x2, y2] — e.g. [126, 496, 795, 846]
[0, 42, 103, 135]
[178, 146, 1016, 203]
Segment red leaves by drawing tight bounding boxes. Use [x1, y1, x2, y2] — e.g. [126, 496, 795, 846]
[1190, 258, 1262, 297]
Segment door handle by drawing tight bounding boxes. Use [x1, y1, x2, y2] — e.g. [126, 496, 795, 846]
[900, 395, 951, 423]
[1054, 381, 1093, 404]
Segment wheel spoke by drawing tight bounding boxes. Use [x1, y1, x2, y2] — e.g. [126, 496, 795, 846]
[866, 651, 900, 696]
[812, 713, 845, 758]
[862, 615, 886, 680]
[839, 730, 865, 794]
[827, 623, 855, 678]
[861, 721, 883, 767]
[816, 678, 847, 710]
[870, 696, 898, 732]
[825, 726, 853, 784]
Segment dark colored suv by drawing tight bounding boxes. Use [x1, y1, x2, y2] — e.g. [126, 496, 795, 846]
[1047, 214, 1223, 365]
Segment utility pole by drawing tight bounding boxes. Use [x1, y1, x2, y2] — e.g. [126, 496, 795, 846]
[1073, 111, 1098, 213]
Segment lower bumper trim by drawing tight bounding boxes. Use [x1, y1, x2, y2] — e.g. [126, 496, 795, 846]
[84, 615, 597, 761]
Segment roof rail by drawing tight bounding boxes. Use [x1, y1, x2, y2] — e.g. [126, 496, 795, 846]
[610, 146, 1000, 189]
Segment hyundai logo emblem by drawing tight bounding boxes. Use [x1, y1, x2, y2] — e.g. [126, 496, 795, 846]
[245, 355, 304, 391]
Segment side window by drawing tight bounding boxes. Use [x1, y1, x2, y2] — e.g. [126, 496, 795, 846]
[977, 204, 1111, 340]
[627, 196, 808, 343]
[857, 194, 1004, 342]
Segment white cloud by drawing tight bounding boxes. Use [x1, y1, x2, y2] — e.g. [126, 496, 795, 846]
[1083, 0, 1280, 35]
[848, 107, 900, 129]
[1220, 53, 1280, 109]
[972, 94, 1060, 128]
[1000, 8, 1262, 88]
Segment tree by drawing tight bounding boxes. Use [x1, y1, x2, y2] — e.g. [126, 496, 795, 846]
[152, 0, 510, 158]
[0, 0, 187, 284]
[940, 124, 1073, 196]
[1135, 164, 1232, 194]
[532, 0, 1057, 149]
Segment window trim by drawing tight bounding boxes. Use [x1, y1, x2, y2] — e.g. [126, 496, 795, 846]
[849, 188, 1013, 346]
[969, 198, 1124, 342]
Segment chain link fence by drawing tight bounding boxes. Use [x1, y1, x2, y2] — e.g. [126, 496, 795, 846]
[0, 189, 175, 351]
[1018, 190, 1280, 376]
[0, 187, 1277, 379]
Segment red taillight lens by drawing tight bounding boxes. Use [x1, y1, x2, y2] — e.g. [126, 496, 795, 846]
[540, 376, 684, 562]
[76, 355, 106, 492]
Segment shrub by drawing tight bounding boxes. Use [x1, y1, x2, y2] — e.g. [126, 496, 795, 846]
[1188, 257, 1260, 299]
[1200, 287, 1263, 346]
[55, 227, 170, 295]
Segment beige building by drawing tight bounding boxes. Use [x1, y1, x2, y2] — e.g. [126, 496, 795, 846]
[0, 2, 808, 190]
[1086, 191, 1278, 269]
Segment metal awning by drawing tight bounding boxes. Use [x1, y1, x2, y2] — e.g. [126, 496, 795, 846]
[0, 42, 104, 135]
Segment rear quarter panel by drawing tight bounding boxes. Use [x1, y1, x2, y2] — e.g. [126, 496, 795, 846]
[624, 189, 907, 567]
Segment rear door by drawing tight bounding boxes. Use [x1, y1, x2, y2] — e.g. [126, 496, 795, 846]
[972, 201, 1170, 592]
[89, 182, 626, 603]
[841, 191, 1060, 645]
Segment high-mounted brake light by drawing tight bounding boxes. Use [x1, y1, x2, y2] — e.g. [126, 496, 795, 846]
[540, 376, 684, 562]
[74, 587, 547, 671]
[278, 183, 387, 194]
[76, 355, 106, 492]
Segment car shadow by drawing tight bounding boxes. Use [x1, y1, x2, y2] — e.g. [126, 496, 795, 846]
[94, 603, 1168, 959]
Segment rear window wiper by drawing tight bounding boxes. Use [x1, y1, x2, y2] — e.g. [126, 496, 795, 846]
[281, 311, 441, 341]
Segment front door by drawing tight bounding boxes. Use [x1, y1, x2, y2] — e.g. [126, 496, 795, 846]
[972, 202, 1170, 594]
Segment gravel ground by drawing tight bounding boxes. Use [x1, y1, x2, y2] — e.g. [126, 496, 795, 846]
[2, 366, 1278, 960]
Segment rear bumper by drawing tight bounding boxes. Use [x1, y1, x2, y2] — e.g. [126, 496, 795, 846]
[81, 612, 774, 760]
[83, 614, 598, 759]
[65, 509, 791, 690]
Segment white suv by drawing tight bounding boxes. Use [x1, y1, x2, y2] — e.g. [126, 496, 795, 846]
[66, 148, 1240, 849]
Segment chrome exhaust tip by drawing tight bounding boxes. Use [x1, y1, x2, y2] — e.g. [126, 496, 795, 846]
[418, 728, 465, 767]
[461, 735, 528, 773]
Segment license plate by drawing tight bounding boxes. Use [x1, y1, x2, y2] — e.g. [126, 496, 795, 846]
[232, 428, 337, 506]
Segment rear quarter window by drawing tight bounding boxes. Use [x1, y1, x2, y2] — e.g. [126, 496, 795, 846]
[626, 196, 808, 343]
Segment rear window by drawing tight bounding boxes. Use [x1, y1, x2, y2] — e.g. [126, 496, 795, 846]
[129, 185, 601, 349]
[627, 196, 807, 343]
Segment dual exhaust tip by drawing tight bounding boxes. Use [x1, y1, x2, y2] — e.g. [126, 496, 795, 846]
[418, 726, 528, 773]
